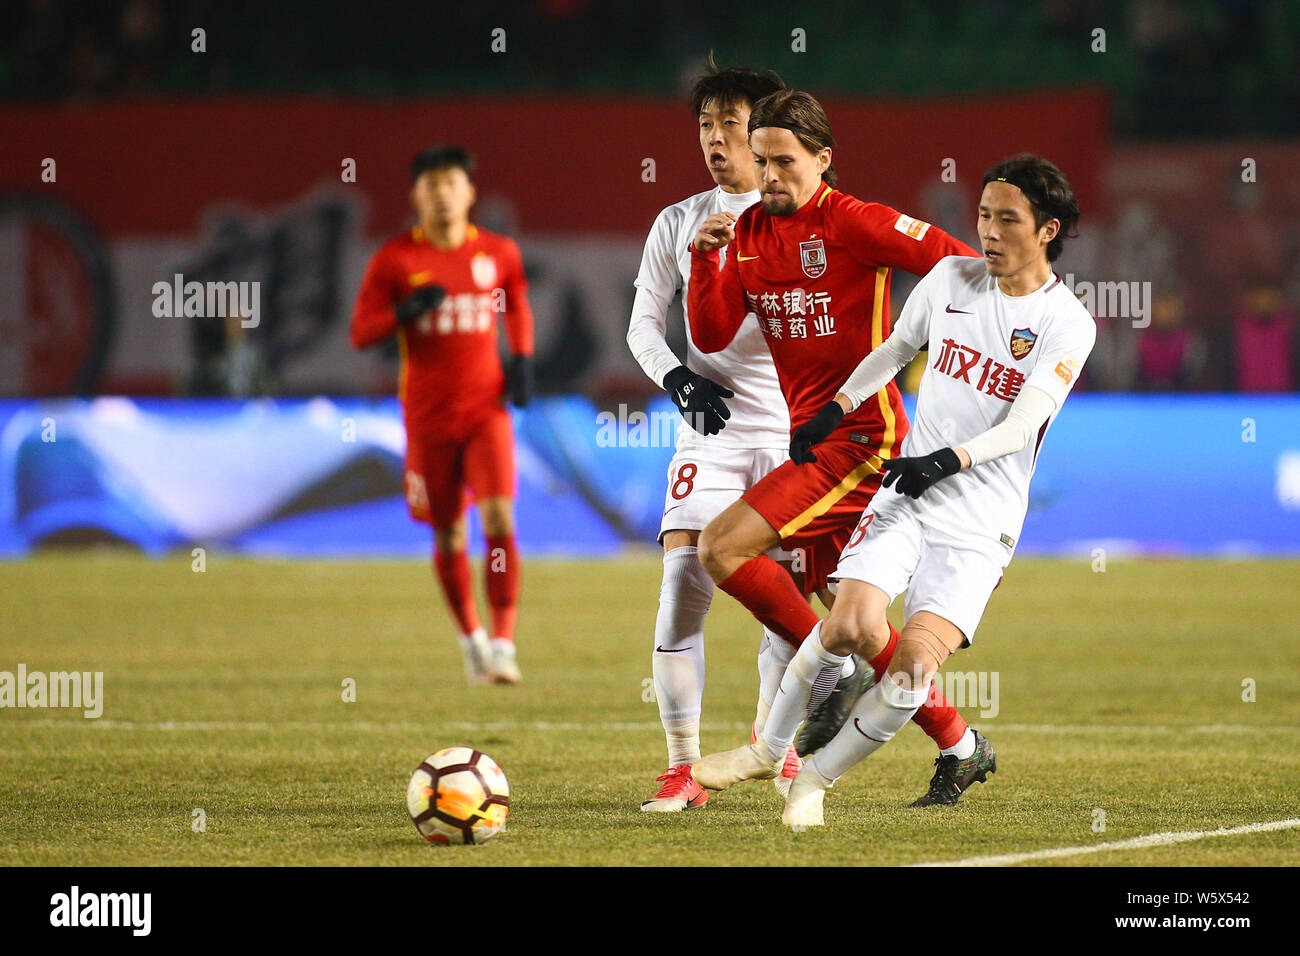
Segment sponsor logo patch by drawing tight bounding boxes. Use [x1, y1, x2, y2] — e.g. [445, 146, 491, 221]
[1010, 327, 1038, 360]
[471, 252, 498, 290]
[799, 239, 827, 278]
[999, 533, 1016, 549]
[1054, 355, 1079, 385]
[893, 214, 931, 241]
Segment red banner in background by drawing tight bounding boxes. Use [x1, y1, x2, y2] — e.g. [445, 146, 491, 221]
[2, 90, 1108, 238]
[0, 91, 1110, 397]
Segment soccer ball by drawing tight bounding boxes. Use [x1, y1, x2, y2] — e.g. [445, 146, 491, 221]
[406, 747, 510, 845]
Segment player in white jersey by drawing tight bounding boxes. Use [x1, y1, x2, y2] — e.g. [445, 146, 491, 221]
[762, 154, 1096, 828]
[627, 60, 829, 811]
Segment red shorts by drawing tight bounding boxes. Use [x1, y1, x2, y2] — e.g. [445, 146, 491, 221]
[742, 437, 885, 593]
[404, 408, 516, 528]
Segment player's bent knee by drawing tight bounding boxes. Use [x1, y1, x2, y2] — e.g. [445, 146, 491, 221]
[890, 622, 958, 690]
[857, 615, 892, 660]
[696, 525, 730, 580]
[434, 522, 469, 554]
[819, 616, 858, 656]
[662, 529, 700, 552]
[478, 497, 514, 537]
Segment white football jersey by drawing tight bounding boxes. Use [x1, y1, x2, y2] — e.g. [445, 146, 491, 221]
[629, 186, 789, 450]
[883, 256, 1096, 552]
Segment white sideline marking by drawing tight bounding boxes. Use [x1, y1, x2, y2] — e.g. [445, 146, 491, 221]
[910, 818, 1300, 867]
[8, 719, 743, 733]
[6, 719, 1294, 735]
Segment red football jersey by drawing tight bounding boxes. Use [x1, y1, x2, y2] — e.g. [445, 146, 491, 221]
[688, 185, 976, 460]
[351, 224, 534, 439]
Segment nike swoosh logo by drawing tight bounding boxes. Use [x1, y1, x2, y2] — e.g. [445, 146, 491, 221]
[945, 303, 972, 314]
[655, 645, 695, 654]
[852, 718, 886, 742]
[738, 255, 760, 261]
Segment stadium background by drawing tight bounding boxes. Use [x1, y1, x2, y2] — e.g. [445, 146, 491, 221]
[1, 0, 1298, 559]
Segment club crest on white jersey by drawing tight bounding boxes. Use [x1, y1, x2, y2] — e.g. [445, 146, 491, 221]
[1009, 327, 1038, 360]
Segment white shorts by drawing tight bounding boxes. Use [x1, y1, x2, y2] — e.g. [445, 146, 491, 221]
[659, 444, 788, 540]
[831, 498, 1008, 645]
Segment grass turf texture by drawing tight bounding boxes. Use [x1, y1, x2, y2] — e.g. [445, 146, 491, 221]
[2, 552, 1298, 867]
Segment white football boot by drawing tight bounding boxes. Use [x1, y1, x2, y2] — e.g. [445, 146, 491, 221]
[692, 743, 782, 791]
[459, 628, 491, 684]
[487, 638, 522, 685]
[782, 766, 829, 831]
[773, 745, 804, 799]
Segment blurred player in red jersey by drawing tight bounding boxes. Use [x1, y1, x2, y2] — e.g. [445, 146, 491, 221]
[687, 91, 997, 806]
[351, 145, 533, 685]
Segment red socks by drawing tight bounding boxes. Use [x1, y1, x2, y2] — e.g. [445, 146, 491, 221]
[871, 622, 968, 751]
[867, 623, 900, 682]
[433, 548, 479, 635]
[485, 534, 520, 642]
[718, 555, 820, 646]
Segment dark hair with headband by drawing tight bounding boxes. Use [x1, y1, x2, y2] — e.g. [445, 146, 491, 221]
[981, 154, 1079, 262]
[748, 89, 837, 186]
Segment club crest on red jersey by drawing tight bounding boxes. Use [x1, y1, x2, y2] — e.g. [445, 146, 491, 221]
[799, 239, 827, 279]
[471, 253, 498, 290]
[1009, 327, 1038, 360]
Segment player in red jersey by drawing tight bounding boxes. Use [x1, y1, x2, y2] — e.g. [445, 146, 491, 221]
[686, 91, 997, 805]
[351, 145, 533, 685]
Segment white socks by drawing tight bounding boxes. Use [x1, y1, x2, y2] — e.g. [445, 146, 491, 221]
[807, 653, 851, 717]
[806, 675, 929, 784]
[758, 622, 845, 761]
[653, 546, 713, 767]
[940, 727, 976, 760]
[754, 627, 795, 736]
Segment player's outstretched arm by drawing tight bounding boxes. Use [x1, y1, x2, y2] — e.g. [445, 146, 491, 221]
[786, 330, 915, 464]
[883, 385, 1058, 498]
[836, 196, 977, 277]
[687, 212, 749, 353]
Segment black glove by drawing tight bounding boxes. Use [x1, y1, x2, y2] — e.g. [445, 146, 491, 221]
[395, 284, 446, 324]
[881, 448, 962, 498]
[663, 365, 734, 436]
[506, 354, 533, 407]
[790, 400, 846, 464]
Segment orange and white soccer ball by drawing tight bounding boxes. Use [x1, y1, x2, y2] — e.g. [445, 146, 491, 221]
[407, 747, 510, 845]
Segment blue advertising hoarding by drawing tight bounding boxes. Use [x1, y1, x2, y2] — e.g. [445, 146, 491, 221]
[1, 396, 1296, 558]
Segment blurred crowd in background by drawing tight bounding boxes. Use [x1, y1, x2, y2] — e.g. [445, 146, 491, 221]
[6, 0, 1298, 138]
[3, 0, 1297, 395]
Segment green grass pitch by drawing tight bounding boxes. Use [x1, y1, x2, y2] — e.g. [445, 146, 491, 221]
[2, 552, 1298, 866]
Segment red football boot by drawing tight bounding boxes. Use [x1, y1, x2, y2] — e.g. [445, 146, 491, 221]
[640, 764, 709, 812]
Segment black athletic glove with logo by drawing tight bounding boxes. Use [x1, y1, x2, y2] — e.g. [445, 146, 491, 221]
[881, 448, 962, 498]
[395, 284, 446, 324]
[790, 400, 846, 464]
[506, 354, 534, 408]
[663, 365, 734, 436]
